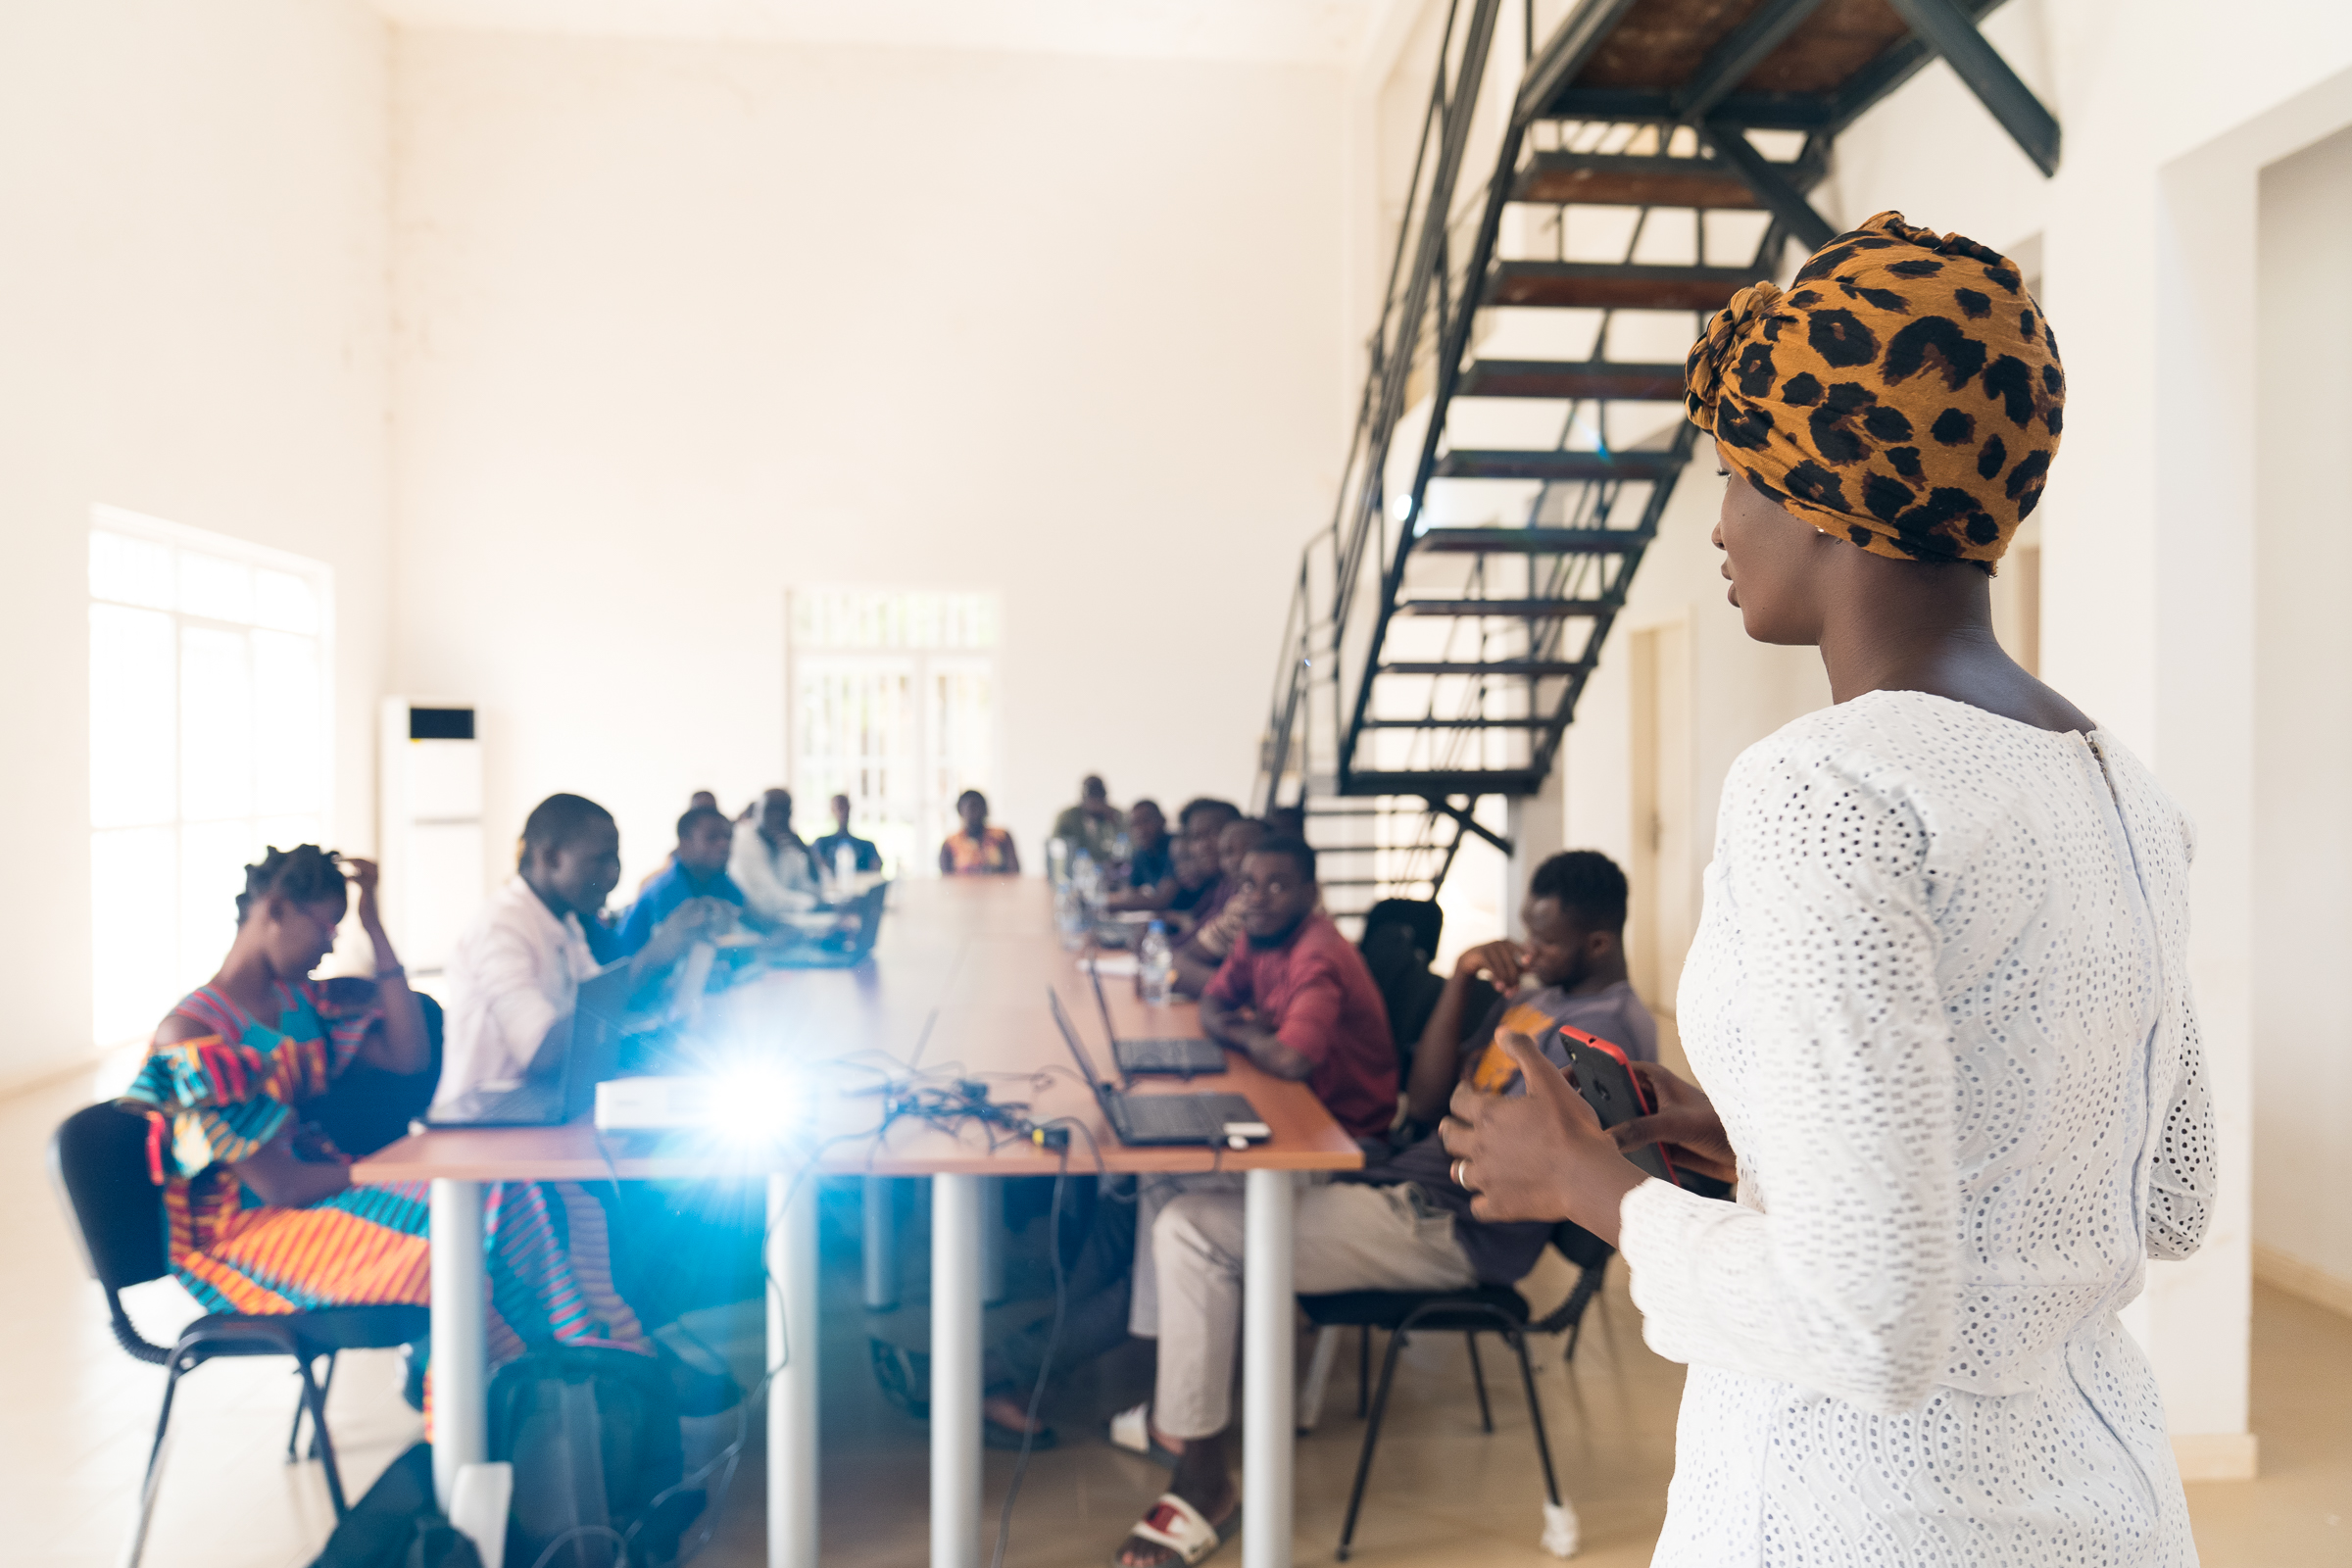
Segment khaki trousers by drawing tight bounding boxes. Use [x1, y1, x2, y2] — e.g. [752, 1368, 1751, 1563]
[1150, 1181, 1477, 1441]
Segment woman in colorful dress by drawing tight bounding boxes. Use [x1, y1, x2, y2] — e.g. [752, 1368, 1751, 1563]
[124, 844, 646, 1401]
[938, 788, 1020, 875]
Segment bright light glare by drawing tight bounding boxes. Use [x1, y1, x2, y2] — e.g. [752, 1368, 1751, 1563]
[708, 1063, 808, 1144]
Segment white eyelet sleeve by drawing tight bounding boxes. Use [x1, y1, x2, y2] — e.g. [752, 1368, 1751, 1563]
[1618, 746, 1956, 1416]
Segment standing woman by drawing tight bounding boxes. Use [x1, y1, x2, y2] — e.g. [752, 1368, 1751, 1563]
[124, 846, 646, 1395]
[1444, 213, 2213, 1564]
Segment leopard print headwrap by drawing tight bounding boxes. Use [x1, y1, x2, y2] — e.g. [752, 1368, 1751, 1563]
[1683, 210, 2063, 566]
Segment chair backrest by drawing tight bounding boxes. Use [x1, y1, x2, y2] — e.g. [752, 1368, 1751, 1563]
[1358, 898, 1442, 961]
[49, 1101, 171, 1295]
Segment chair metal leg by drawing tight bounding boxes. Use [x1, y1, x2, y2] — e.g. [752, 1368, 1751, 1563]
[1465, 1334, 1494, 1433]
[293, 1354, 350, 1516]
[123, 1353, 189, 1568]
[1298, 1326, 1341, 1432]
[1511, 1332, 1562, 1508]
[285, 1351, 337, 1461]
[1335, 1326, 1411, 1561]
[1355, 1324, 1370, 1418]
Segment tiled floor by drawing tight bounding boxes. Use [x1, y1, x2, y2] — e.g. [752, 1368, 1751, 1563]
[5, 1062, 2345, 1567]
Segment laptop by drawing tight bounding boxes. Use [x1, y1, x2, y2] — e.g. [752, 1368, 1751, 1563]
[426, 963, 637, 1128]
[1089, 963, 1225, 1076]
[768, 880, 890, 969]
[1048, 988, 1261, 1147]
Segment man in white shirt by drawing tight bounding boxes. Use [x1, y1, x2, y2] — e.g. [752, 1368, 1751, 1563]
[436, 792, 727, 1107]
[729, 787, 822, 921]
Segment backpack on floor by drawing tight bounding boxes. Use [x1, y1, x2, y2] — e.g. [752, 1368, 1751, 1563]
[488, 1346, 703, 1568]
[306, 1443, 484, 1568]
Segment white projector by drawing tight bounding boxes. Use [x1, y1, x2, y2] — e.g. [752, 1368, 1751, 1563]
[594, 1076, 727, 1133]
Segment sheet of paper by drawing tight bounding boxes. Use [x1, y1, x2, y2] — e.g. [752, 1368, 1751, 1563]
[1088, 953, 1141, 978]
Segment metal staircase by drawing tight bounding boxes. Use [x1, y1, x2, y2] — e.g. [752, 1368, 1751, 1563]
[1255, 0, 2056, 927]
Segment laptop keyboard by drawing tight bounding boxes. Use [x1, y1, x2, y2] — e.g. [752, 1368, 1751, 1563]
[1120, 1037, 1224, 1072]
[1121, 1093, 1257, 1141]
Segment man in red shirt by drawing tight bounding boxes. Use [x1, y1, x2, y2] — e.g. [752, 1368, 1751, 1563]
[1196, 837, 1396, 1141]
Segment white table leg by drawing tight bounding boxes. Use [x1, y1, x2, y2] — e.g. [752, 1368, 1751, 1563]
[768, 1172, 820, 1568]
[931, 1173, 983, 1568]
[1243, 1168, 1295, 1568]
[429, 1178, 486, 1511]
[863, 1175, 900, 1311]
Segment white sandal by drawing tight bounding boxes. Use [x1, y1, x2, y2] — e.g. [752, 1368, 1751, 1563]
[1107, 1401, 1182, 1468]
[1119, 1492, 1240, 1568]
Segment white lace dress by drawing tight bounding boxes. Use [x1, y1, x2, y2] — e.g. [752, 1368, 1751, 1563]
[1619, 689, 2214, 1566]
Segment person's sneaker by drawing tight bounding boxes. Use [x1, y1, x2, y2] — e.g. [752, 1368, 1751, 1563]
[869, 1338, 930, 1420]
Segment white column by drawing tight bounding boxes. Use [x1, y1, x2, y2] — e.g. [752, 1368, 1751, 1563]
[931, 1173, 984, 1568]
[428, 1178, 486, 1510]
[767, 1173, 820, 1568]
[863, 1175, 899, 1311]
[1242, 1168, 1296, 1568]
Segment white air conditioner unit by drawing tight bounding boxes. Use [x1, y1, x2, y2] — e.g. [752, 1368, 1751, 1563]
[379, 698, 485, 983]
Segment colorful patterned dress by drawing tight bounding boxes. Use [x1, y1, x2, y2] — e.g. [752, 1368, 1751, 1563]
[122, 978, 648, 1383]
[941, 826, 1015, 874]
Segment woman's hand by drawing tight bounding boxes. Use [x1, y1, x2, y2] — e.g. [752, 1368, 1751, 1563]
[1441, 1030, 1647, 1246]
[1612, 1061, 1739, 1186]
[341, 856, 384, 932]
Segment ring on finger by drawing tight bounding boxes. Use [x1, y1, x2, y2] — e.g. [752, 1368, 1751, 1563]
[1450, 1157, 1474, 1192]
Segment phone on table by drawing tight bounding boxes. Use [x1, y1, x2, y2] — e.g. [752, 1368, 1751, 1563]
[1552, 1026, 1680, 1187]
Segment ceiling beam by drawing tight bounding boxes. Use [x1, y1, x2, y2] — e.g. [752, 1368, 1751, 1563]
[1881, 0, 2060, 174]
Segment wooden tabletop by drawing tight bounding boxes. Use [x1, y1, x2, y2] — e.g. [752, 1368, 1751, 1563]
[352, 878, 1364, 1184]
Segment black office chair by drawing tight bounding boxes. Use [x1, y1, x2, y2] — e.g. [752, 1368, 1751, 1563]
[1298, 1220, 1613, 1561]
[48, 1101, 431, 1568]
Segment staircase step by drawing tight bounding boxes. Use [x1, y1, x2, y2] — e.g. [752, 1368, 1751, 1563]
[1458, 360, 1688, 401]
[1396, 597, 1613, 617]
[1484, 261, 1762, 313]
[1434, 448, 1680, 482]
[1414, 525, 1652, 554]
[1345, 769, 1542, 796]
[1382, 660, 1592, 676]
[1512, 152, 1763, 211]
[1361, 717, 1548, 729]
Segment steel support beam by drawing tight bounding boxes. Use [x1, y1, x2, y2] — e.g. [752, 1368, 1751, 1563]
[1674, 0, 1830, 122]
[1515, 0, 1644, 122]
[1426, 798, 1515, 856]
[1882, 0, 2059, 175]
[1698, 121, 1837, 252]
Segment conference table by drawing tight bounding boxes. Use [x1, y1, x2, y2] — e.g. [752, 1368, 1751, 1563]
[352, 877, 1362, 1568]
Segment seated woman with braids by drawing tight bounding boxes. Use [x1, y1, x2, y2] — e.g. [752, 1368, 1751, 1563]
[122, 846, 649, 1381]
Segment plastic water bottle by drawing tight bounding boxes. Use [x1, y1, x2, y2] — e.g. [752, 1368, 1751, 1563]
[1054, 881, 1088, 952]
[834, 840, 858, 890]
[1140, 921, 1174, 1006]
[1072, 851, 1102, 920]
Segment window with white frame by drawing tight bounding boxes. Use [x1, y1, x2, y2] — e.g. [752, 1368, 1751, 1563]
[787, 589, 999, 877]
[87, 508, 333, 1044]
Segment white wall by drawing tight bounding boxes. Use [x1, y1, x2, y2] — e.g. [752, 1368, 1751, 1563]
[0, 0, 392, 1086]
[389, 30, 1346, 887]
[2252, 122, 2352, 1303]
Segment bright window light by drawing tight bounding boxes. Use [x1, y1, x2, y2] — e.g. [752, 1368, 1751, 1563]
[87, 508, 334, 1045]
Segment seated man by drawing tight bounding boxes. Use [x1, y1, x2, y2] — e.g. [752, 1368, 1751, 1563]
[812, 793, 884, 876]
[438, 793, 724, 1106]
[1115, 848, 1653, 1567]
[1160, 797, 1242, 938]
[1105, 799, 1175, 909]
[1194, 835, 1396, 1145]
[1406, 849, 1654, 1126]
[616, 804, 750, 956]
[731, 787, 822, 919]
[1052, 773, 1124, 867]
[1169, 817, 1265, 997]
